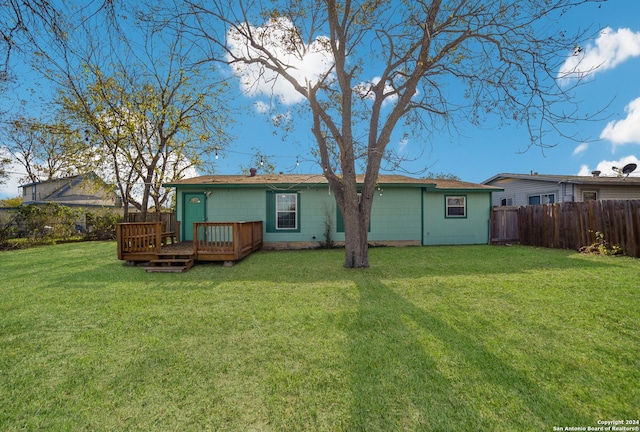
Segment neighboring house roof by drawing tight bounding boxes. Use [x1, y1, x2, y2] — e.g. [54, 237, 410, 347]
[19, 172, 119, 207]
[483, 173, 640, 186]
[19, 172, 97, 189]
[165, 174, 501, 191]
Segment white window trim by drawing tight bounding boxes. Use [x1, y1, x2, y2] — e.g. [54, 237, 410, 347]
[528, 193, 555, 205]
[275, 193, 298, 230]
[501, 197, 514, 206]
[446, 196, 466, 218]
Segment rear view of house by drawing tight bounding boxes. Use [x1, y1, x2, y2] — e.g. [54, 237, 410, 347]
[164, 173, 501, 249]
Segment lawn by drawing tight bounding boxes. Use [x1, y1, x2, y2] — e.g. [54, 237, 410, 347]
[1, 242, 638, 431]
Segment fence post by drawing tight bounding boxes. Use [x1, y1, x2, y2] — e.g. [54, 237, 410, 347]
[116, 224, 123, 260]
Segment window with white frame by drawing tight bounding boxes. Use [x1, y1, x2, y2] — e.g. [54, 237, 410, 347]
[528, 193, 555, 205]
[446, 196, 466, 217]
[275, 193, 297, 229]
[501, 197, 514, 206]
[582, 191, 597, 201]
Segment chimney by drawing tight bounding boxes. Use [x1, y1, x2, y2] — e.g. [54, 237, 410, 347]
[591, 170, 601, 177]
[249, 168, 257, 177]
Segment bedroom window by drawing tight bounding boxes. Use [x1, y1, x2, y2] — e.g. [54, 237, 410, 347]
[276, 193, 297, 229]
[266, 191, 301, 232]
[446, 196, 466, 218]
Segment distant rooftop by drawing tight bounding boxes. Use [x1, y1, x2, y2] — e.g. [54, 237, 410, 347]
[483, 173, 640, 185]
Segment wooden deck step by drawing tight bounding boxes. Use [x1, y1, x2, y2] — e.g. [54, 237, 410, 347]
[146, 257, 195, 273]
[145, 266, 190, 273]
[150, 258, 193, 264]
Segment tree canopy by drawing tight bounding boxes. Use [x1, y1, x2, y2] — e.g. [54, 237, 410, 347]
[155, 0, 604, 267]
[2, 1, 232, 220]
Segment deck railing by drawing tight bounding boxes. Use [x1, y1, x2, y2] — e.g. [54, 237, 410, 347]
[116, 222, 163, 260]
[117, 220, 263, 262]
[194, 221, 263, 260]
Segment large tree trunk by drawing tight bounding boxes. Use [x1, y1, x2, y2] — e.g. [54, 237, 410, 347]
[342, 208, 370, 268]
[336, 176, 374, 269]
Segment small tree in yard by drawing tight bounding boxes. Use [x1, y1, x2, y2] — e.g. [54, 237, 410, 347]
[56, 23, 232, 222]
[161, 0, 605, 268]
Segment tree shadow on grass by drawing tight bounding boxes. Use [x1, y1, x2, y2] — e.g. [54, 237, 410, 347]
[345, 279, 593, 431]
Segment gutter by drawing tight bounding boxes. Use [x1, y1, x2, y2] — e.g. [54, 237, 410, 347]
[421, 187, 425, 246]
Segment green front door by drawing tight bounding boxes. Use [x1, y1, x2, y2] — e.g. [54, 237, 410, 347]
[183, 192, 206, 241]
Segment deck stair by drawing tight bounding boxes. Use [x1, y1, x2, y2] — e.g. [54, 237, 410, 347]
[146, 252, 195, 273]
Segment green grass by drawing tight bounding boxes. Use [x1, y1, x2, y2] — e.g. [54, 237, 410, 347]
[1, 242, 638, 431]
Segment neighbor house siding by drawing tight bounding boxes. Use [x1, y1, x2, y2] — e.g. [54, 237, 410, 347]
[423, 191, 490, 245]
[489, 178, 562, 207]
[575, 185, 640, 201]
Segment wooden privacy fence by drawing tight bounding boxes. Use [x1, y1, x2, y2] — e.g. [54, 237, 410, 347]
[491, 200, 640, 257]
[126, 212, 177, 233]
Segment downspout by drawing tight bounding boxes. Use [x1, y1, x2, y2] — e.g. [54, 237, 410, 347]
[421, 187, 425, 246]
[488, 192, 493, 244]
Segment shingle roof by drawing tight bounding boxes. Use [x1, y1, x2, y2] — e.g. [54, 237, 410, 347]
[429, 178, 501, 191]
[164, 174, 500, 191]
[483, 173, 640, 185]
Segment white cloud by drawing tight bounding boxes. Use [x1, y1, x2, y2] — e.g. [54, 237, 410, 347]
[576, 164, 591, 176]
[558, 27, 640, 81]
[0, 148, 25, 199]
[227, 17, 334, 105]
[600, 97, 640, 146]
[573, 142, 589, 155]
[0, 173, 23, 199]
[576, 155, 640, 177]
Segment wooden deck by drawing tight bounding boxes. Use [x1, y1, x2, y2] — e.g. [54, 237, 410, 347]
[116, 221, 263, 271]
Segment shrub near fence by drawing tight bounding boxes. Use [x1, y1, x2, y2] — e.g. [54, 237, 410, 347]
[491, 200, 640, 257]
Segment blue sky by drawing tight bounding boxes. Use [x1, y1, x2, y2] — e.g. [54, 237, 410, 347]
[2, 0, 640, 198]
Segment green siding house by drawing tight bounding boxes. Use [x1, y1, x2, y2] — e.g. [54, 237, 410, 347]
[164, 174, 501, 248]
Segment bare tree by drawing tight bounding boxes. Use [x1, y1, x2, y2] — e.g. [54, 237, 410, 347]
[58, 25, 232, 221]
[0, 1, 117, 95]
[2, 1, 232, 220]
[1, 117, 84, 184]
[156, 0, 605, 267]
